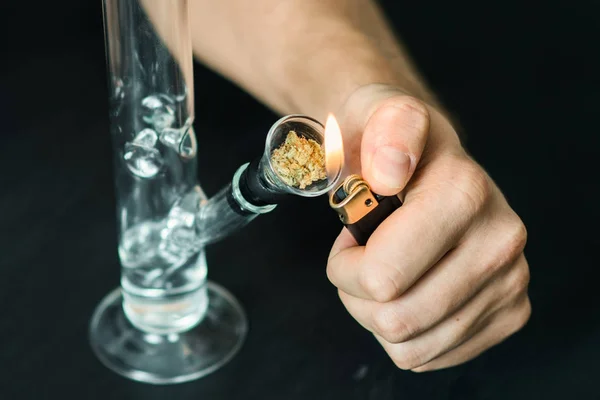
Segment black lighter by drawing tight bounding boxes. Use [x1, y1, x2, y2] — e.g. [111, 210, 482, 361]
[329, 174, 402, 246]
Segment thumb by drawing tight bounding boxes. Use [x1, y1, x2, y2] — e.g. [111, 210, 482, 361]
[361, 96, 430, 196]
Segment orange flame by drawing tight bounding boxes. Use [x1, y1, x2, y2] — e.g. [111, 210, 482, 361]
[324, 113, 344, 180]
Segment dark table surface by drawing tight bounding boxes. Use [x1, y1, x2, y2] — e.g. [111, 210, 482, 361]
[0, 1, 598, 399]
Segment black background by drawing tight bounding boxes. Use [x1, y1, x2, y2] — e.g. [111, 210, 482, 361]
[0, 0, 598, 399]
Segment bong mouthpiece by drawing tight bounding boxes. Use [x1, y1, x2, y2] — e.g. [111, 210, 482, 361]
[237, 114, 342, 207]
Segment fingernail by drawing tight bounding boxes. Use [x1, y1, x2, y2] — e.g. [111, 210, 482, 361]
[371, 146, 411, 190]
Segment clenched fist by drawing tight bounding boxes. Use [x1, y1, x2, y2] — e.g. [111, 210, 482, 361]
[327, 84, 531, 372]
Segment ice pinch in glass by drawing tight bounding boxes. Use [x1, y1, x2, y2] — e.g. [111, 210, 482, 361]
[89, 0, 248, 384]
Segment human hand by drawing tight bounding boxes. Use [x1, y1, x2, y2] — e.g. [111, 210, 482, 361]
[327, 84, 531, 372]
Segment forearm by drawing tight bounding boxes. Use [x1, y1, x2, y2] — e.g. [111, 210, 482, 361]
[189, 0, 439, 120]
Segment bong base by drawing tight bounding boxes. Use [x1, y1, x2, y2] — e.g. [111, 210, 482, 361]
[89, 281, 248, 385]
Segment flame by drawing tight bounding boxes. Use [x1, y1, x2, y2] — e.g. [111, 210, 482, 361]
[324, 113, 344, 180]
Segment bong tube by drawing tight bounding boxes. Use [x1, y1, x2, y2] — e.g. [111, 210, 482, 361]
[103, 0, 342, 334]
[103, 0, 207, 333]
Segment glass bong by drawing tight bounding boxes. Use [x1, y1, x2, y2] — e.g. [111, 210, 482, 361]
[89, 0, 342, 385]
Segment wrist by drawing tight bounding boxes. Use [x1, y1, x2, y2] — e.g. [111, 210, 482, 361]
[272, 30, 437, 120]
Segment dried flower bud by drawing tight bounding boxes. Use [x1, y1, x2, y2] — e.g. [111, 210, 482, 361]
[271, 131, 326, 189]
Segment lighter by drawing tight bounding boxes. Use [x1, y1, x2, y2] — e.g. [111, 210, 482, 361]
[329, 174, 402, 246]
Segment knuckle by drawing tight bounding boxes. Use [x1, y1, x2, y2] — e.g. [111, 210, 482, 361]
[480, 215, 528, 277]
[411, 365, 431, 373]
[496, 216, 528, 267]
[398, 96, 430, 122]
[381, 95, 430, 133]
[451, 314, 475, 345]
[325, 263, 336, 286]
[507, 217, 528, 256]
[506, 263, 531, 299]
[358, 264, 401, 302]
[372, 306, 419, 343]
[442, 156, 492, 219]
[325, 265, 341, 290]
[511, 297, 532, 334]
[478, 255, 502, 277]
[390, 344, 427, 370]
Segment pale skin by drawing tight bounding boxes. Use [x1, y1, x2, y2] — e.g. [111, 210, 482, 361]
[186, 0, 531, 371]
